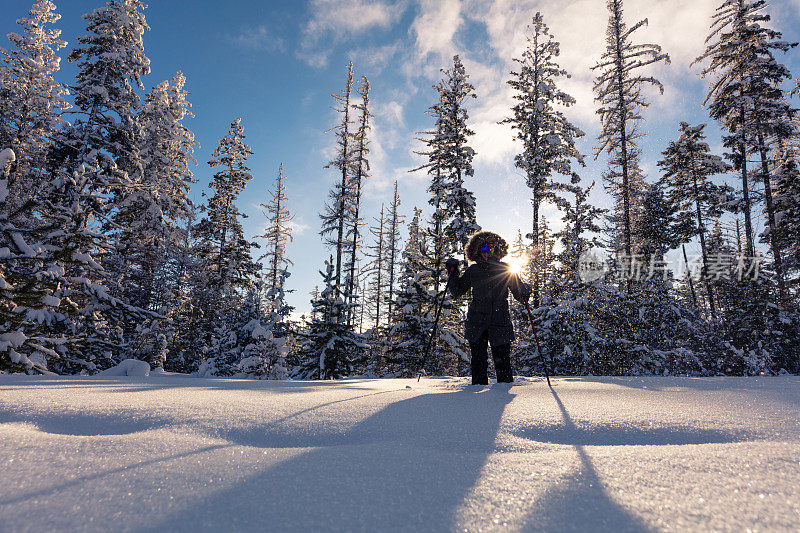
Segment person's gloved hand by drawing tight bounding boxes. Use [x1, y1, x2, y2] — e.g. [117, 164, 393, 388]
[445, 258, 460, 276]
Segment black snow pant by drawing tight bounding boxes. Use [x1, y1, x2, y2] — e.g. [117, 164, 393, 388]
[469, 330, 513, 385]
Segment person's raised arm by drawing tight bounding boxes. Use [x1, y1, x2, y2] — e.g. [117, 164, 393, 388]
[446, 258, 471, 299]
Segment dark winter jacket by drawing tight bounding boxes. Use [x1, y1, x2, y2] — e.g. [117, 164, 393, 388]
[447, 231, 530, 346]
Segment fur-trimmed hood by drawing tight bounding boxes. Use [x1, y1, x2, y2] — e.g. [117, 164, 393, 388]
[465, 231, 508, 262]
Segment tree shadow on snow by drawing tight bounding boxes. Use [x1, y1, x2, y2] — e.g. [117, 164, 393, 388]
[142, 387, 515, 532]
[0, 408, 173, 436]
[520, 388, 659, 533]
[559, 375, 800, 395]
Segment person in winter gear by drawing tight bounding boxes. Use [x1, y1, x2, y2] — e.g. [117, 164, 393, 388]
[446, 231, 530, 385]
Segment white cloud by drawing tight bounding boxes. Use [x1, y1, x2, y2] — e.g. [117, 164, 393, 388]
[299, 0, 407, 67]
[411, 0, 462, 59]
[403, 0, 721, 169]
[287, 217, 311, 236]
[229, 25, 286, 52]
[348, 43, 402, 75]
[374, 100, 406, 133]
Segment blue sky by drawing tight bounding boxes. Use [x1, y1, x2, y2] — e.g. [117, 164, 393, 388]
[4, 0, 800, 317]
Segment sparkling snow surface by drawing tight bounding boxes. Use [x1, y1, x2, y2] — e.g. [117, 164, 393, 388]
[1, 375, 799, 532]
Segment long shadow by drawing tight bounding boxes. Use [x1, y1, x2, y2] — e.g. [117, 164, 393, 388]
[0, 444, 228, 506]
[0, 390, 404, 510]
[142, 387, 515, 532]
[521, 388, 654, 533]
[0, 409, 174, 436]
[0, 375, 383, 394]
[0, 390, 395, 438]
[560, 375, 800, 396]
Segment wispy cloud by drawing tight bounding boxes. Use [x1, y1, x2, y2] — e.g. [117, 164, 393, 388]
[411, 0, 462, 60]
[287, 217, 311, 236]
[298, 0, 407, 67]
[348, 43, 402, 75]
[229, 25, 286, 52]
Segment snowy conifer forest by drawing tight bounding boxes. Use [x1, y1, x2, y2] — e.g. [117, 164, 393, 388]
[2, 0, 800, 380]
[3, 2, 800, 532]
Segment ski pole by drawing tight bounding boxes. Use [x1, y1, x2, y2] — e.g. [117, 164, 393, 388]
[419, 287, 447, 382]
[524, 300, 552, 387]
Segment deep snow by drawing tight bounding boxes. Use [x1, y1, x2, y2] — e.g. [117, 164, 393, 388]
[0, 374, 799, 532]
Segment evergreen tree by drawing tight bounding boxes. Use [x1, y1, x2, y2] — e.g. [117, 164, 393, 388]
[386, 209, 435, 376]
[704, 223, 800, 374]
[320, 60, 354, 295]
[503, 12, 586, 304]
[553, 178, 606, 284]
[384, 181, 404, 326]
[258, 162, 294, 293]
[192, 118, 259, 369]
[2, 0, 155, 374]
[694, 0, 797, 277]
[297, 258, 365, 379]
[772, 139, 800, 292]
[410, 57, 479, 374]
[438, 55, 480, 252]
[107, 72, 197, 365]
[343, 76, 371, 323]
[592, 0, 670, 279]
[59, 0, 150, 199]
[0, 0, 69, 214]
[658, 122, 731, 317]
[0, 1, 71, 373]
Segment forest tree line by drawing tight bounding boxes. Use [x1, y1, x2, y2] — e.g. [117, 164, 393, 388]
[2, 0, 799, 378]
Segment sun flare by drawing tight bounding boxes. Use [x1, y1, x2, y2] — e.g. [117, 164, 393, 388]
[506, 255, 525, 275]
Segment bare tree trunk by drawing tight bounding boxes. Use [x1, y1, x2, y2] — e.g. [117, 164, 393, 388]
[739, 105, 755, 257]
[682, 244, 699, 308]
[756, 127, 786, 301]
[689, 157, 716, 319]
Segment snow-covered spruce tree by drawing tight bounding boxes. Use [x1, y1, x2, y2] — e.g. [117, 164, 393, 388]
[59, 0, 150, 200]
[0, 0, 69, 215]
[633, 181, 683, 266]
[297, 258, 365, 379]
[410, 58, 478, 375]
[502, 12, 586, 305]
[258, 162, 294, 294]
[699, 0, 797, 301]
[233, 271, 291, 380]
[592, 0, 670, 283]
[112, 73, 197, 309]
[552, 178, 606, 287]
[320, 60, 355, 296]
[384, 180, 404, 327]
[386, 208, 437, 376]
[772, 139, 800, 291]
[438, 55, 480, 253]
[694, 0, 796, 270]
[0, 1, 71, 373]
[703, 223, 800, 374]
[162, 232, 200, 373]
[1, 0, 153, 374]
[343, 76, 371, 324]
[193, 119, 260, 375]
[658, 122, 731, 318]
[519, 181, 605, 376]
[108, 72, 198, 367]
[364, 204, 387, 331]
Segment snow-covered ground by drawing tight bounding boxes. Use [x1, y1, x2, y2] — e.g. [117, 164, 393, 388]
[1, 374, 799, 532]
